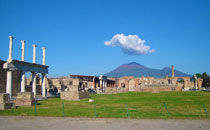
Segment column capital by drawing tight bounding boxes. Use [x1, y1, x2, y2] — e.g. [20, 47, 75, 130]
[21, 40, 25, 43]
[32, 44, 37, 47]
[9, 36, 14, 39]
[42, 47, 46, 50]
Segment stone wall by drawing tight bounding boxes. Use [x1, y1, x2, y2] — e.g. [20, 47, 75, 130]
[105, 84, 182, 94]
[0, 60, 21, 96]
[104, 87, 129, 94]
[60, 79, 89, 101]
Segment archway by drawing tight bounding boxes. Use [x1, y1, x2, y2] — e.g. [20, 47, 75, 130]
[176, 78, 185, 88]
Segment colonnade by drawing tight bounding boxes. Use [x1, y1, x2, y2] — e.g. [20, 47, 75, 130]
[5, 36, 48, 99]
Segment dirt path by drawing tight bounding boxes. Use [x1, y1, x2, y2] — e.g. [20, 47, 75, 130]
[0, 116, 210, 130]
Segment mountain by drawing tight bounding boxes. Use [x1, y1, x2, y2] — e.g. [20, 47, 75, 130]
[104, 62, 191, 78]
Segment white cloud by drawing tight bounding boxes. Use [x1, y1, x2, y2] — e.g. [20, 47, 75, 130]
[104, 34, 155, 55]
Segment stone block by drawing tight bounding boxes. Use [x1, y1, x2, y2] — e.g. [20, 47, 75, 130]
[175, 87, 182, 91]
[14, 100, 36, 107]
[105, 88, 112, 94]
[61, 91, 89, 101]
[135, 87, 141, 92]
[112, 88, 117, 94]
[159, 87, 171, 92]
[0, 93, 9, 104]
[14, 92, 36, 107]
[117, 87, 122, 93]
[72, 79, 80, 86]
[79, 91, 89, 99]
[16, 92, 34, 100]
[61, 91, 79, 101]
[151, 88, 160, 93]
[69, 85, 79, 92]
[0, 102, 13, 110]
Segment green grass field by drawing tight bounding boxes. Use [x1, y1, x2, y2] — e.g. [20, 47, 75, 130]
[0, 91, 209, 119]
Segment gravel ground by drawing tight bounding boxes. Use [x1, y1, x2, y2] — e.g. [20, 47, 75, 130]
[0, 116, 210, 130]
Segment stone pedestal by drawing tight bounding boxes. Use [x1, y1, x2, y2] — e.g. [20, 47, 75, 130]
[61, 84, 89, 101]
[14, 92, 36, 107]
[0, 93, 13, 110]
[61, 91, 89, 101]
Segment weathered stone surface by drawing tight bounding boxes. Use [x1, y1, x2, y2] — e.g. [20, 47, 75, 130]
[0, 93, 9, 104]
[0, 102, 13, 110]
[16, 92, 34, 100]
[0, 93, 13, 110]
[14, 100, 36, 107]
[61, 91, 79, 101]
[79, 91, 89, 99]
[175, 86, 182, 91]
[69, 85, 79, 92]
[61, 91, 89, 101]
[72, 79, 80, 86]
[128, 79, 135, 91]
[105, 88, 112, 94]
[0, 60, 21, 96]
[14, 92, 36, 107]
[112, 88, 117, 94]
[151, 88, 160, 93]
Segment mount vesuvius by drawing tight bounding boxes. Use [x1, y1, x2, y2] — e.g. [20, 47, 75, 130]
[104, 62, 191, 78]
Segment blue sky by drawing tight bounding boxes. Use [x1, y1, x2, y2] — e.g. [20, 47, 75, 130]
[0, 0, 209, 77]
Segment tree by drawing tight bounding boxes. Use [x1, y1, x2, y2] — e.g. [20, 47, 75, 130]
[191, 73, 201, 81]
[201, 72, 208, 79]
[195, 73, 202, 78]
[192, 72, 209, 80]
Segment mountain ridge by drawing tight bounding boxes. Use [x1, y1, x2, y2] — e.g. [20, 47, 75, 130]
[105, 62, 191, 78]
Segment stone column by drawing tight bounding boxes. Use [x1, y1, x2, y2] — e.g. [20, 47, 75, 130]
[32, 44, 37, 98]
[194, 75, 198, 90]
[32, 44, 37, 63]
[42, 73, 46, 97]
[104, 80, 107, 92]
[102, 80, 104, 92]
[171, 65, 175, 78]
[21, 40, 25, 61]
[6, 36, 14, 99]
[32, 73, 37, 98]
[92, 76, 95, 89]
[42, 47, 46, 65]
[100, 79, 102, 88]
[6, 71, 13, 99]
[21, 40, 26, 92]
[20, 72, 25, 92]
[42, 47, 46, 97]
[8, 36, 14, 61]
[104, 80, 107, 88]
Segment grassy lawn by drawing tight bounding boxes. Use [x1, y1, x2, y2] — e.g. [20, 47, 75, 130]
[0, 91, 209, 119]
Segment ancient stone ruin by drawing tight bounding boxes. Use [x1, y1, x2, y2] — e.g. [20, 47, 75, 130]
[14, 92, 36, 107]
[47, 65, 203, 95]
[60, 79, 89, 101]
[0, 36, 48, 109]
[0, 36, 205, 108]
[0, 93, 13, 110]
